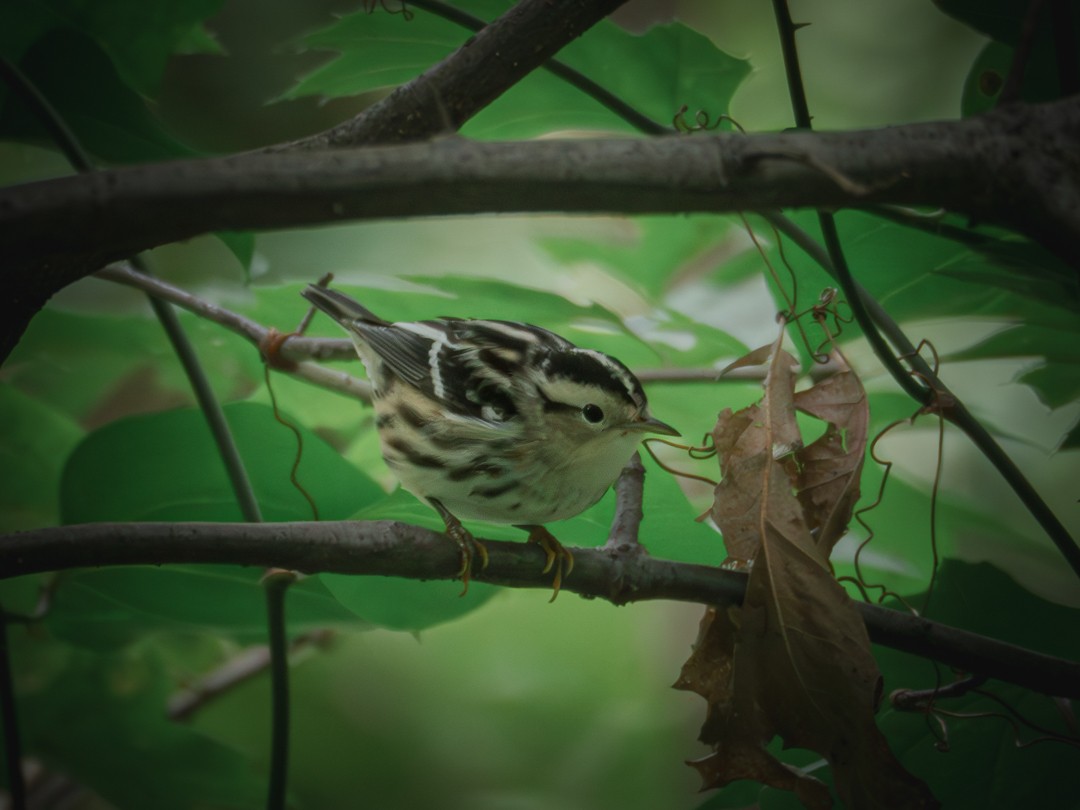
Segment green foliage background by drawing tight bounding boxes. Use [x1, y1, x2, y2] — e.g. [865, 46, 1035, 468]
[1, 0, 1078, 808]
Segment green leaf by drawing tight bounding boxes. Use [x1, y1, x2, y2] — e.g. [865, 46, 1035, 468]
[637, 450, 724, 565]
[215, 230, 256, 275]
[1060, 418, 1080, 451]
[46, 566, 364, 650]
[11, 635, 264, 810]
[959, 40, 1068, 116]
[873, 560, 1080, 810]
[949, 323, 1080, 365]
[0, 384, 82, 531]
[917, 560, 1079, 655]
[463, 21, 750, 139]
[540, 215, 744, 299]
[0, 27, 199, 164]
[321, 572, 500, 632]
[61, 401, 383, 523]
[758, 211, 1080, 411]
[286, 1, 750, 139]
[937, 236, 1080, 314]
[0, 2, 56, 65]
[283, 4, 468, 100]
[1018, 363, 1080, 410]
[765, 211, 1074, 326]
[947, 0, 1075, 113]
[936, 0, 1078, 49]
[8, 303, 265, 425]
[0, 0, 225, 96]
[948, 323, 1080, 412]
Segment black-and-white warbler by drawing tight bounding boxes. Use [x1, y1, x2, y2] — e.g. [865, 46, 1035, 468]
[302, 284, 679, 597]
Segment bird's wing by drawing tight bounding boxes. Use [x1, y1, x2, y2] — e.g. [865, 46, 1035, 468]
[366, 319, 568, 422]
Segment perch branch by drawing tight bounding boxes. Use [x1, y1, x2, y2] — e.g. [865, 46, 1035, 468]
[1, 521, 1077, 700]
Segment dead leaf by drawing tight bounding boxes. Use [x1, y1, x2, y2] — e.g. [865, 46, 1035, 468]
[710, 334, 802, 562]
[793, 356, 869, 554]
[677, 579, 834, 810]
[680, 339, 937, 809]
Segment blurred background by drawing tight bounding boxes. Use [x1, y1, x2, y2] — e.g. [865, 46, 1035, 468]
[6, 1, 1078, 808]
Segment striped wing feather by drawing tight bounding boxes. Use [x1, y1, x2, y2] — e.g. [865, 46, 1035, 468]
[369, 319, 569, 423]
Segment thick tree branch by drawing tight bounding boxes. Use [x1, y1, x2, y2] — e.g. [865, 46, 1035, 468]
[4, 95, 1080, 361]
[9, 98, 1080, 270]
[2, 521, 1077, 700]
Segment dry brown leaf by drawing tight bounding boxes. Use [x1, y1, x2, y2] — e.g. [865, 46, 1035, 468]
[679, 339, 937, 809]
[676, 607, 833, 810]
[793, 355, 869, 555]
[710, 334, 802, 562]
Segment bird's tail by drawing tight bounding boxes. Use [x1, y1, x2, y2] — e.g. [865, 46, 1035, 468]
[301, 284, 388, 326]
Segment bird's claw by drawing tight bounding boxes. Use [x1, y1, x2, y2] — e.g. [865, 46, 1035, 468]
[523, 525, 574, 602]
[432, 499, 488, 596]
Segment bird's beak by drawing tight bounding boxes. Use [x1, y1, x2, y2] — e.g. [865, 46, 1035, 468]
[625, 414, 681, 437]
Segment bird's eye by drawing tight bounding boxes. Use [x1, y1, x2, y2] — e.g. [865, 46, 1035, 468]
[582, 404, 604, 423]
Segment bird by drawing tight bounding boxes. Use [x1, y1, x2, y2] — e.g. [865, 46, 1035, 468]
[301, 284, 679, 598]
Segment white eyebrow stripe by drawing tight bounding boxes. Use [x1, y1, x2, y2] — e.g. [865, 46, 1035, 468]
[398, 321, 452, 400]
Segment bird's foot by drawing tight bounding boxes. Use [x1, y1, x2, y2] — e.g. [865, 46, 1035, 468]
[519, 525, 574, 602]
[431, 499, 488, 596]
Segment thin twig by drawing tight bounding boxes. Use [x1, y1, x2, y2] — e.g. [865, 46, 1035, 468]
[1051, 0, 1080, 96]
[263, 571, 295, 810]
[771, 0, 812, 129]
[168, 630, 334, 722]
[0, 602, 26, 810]
[96, 265, 741, 393]
[0, 58, 92, 171]
[96, 265, 372, 401]
[999, 0, 1048, 106]
[140, 264, 263, 523]
[891, 674, 989, 710]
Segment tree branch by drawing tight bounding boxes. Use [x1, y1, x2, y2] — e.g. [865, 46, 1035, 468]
[94, 264, 764, 397]
[277, 0, 631, 149]
[397, 0, 671, 137]
[168, 630, 334, 722]
[95, 264, 374, 400]
[5, 95, 1079, 359]
[2, 521, 1077, 699]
